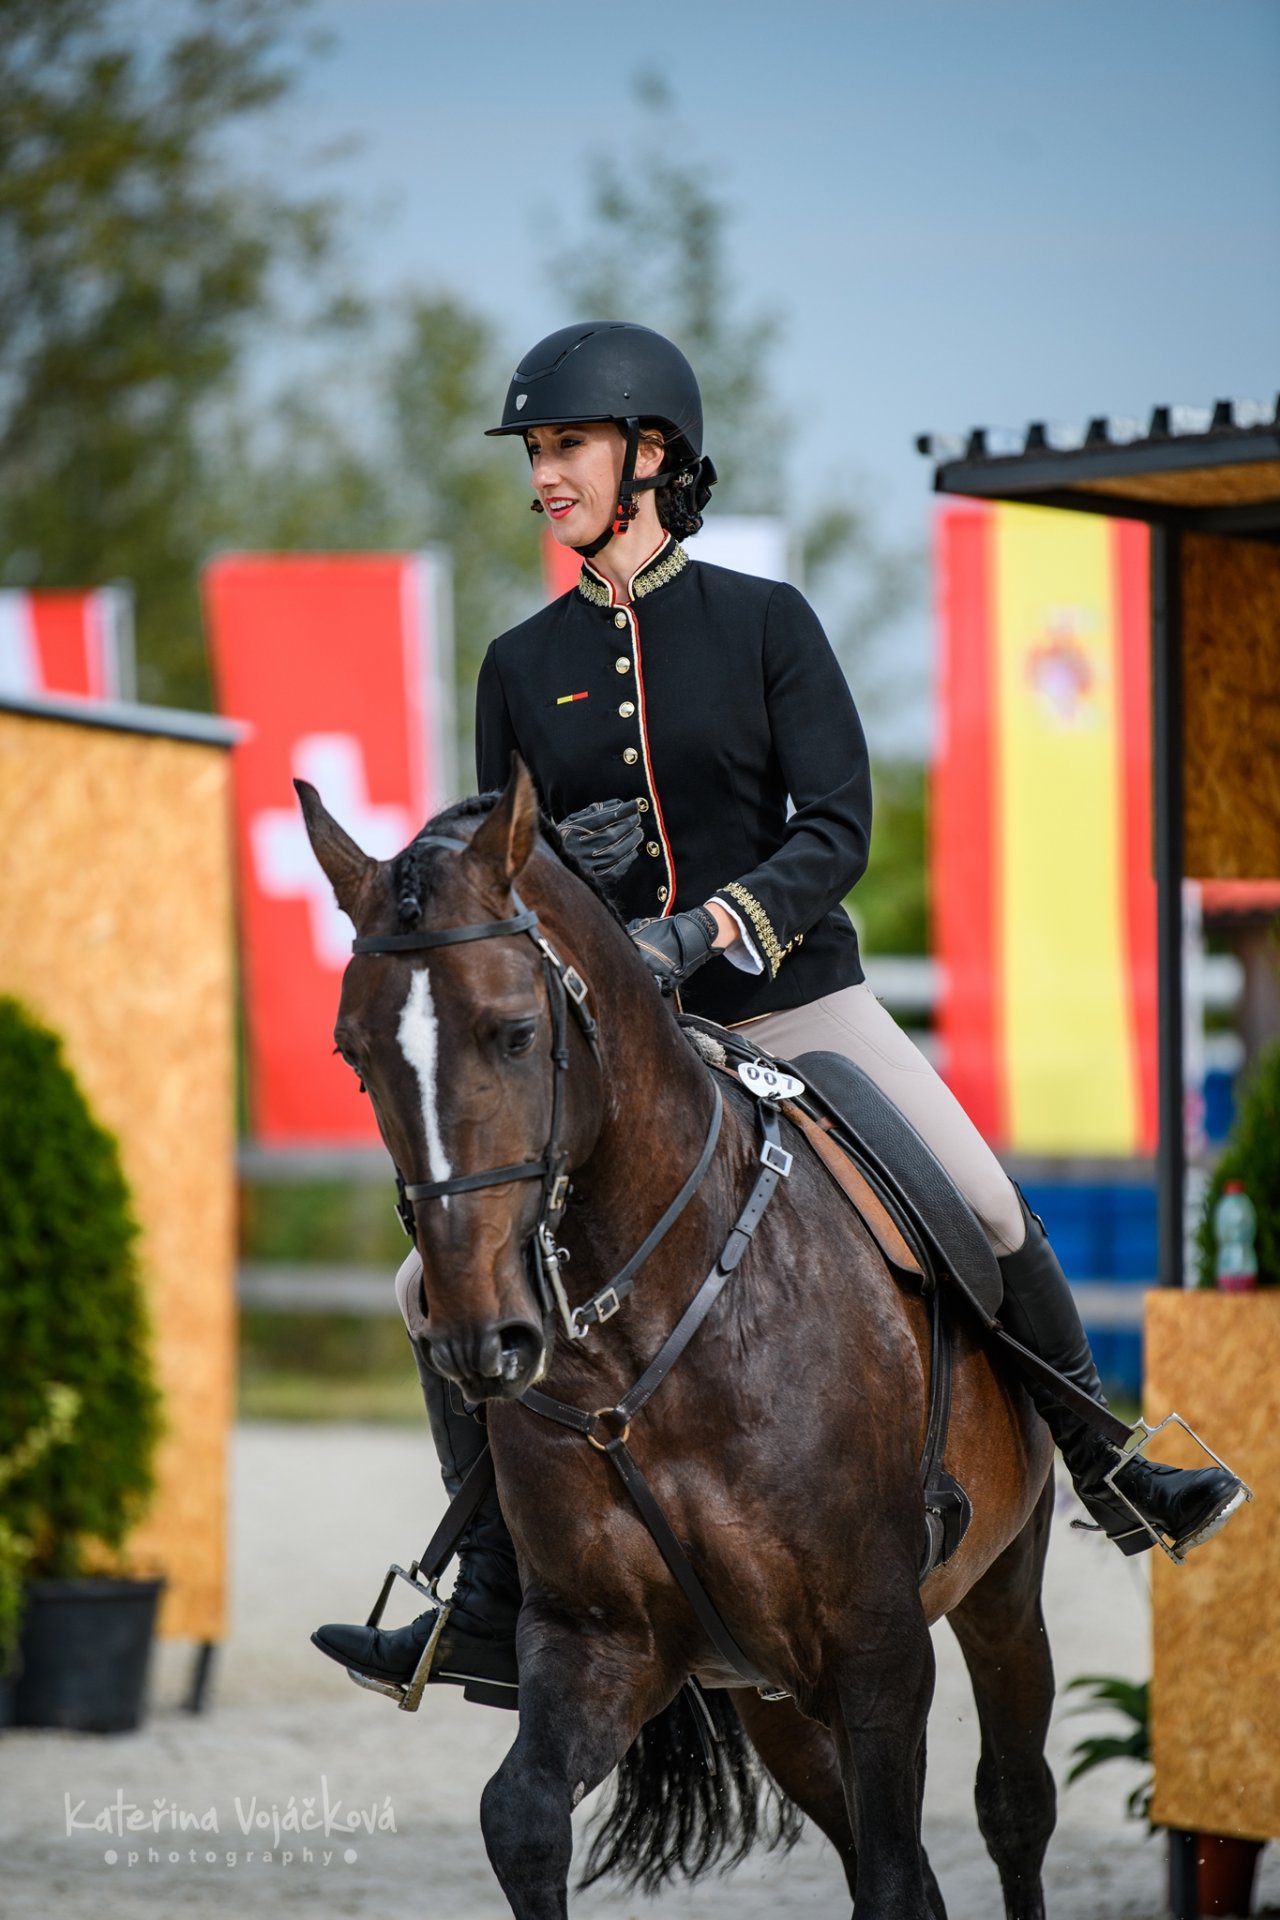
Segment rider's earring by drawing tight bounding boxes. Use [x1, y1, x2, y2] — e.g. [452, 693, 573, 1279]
[530, 498, 545, 514]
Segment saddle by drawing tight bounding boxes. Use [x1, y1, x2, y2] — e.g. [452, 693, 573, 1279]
[679, 1017, 1003, 1323]
[679, 1016, 1005, 1577]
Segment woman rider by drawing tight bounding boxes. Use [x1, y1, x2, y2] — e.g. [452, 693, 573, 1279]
[313, 321, 1245, 1708]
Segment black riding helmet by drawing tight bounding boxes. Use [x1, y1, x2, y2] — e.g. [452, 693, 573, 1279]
[486, 321, 717, 557]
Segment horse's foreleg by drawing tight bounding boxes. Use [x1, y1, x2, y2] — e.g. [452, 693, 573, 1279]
[945, 1477, 1056, 1920]
[732, 1689, 859, 1900]
[821, 1569, 938, 1920]
[480, 1604, 669, 1920]
[915, 1730, 949, 1920]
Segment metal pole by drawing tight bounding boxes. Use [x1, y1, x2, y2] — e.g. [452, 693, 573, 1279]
[185, 1640, 217, 1713]
[1152, 526, 1185, 1287]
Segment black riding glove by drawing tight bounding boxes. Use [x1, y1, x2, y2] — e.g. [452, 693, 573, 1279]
[628, 906, 721, 996]
[556, 797, 643, 881]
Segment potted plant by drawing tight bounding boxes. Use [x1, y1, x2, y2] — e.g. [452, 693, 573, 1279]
[1066, 1673, 1264, 1917]
[0, 1382, 80, 1723]
[0, 995, 164, 1733]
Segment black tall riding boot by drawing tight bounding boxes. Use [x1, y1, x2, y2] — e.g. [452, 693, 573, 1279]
[997, 1196, 1245, 1558]
[312, 1341, 522, 1706]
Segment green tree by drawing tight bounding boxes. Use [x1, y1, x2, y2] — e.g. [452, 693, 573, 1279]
[544, 73, 780, 512]
[387, 296, 544, 756]
[0, 0, 341, 707]
[850, 760, 928, 957]
[1195, 1039, 1280, 1287]
[207, 293, 543, 780]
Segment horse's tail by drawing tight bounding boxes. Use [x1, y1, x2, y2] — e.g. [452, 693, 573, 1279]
[578, 1685, 803, 1894]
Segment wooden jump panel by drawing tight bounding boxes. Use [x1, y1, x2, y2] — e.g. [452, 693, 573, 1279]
[0, 709, 235, 1642]
[1147, 1290, 1280, 1840]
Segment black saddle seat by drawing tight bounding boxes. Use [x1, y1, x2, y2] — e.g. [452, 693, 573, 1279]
[790, 1049, 1004, 1325]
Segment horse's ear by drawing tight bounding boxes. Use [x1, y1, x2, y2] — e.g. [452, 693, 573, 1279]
[467, 756, 539, 888]
[294, 779, 377, 917]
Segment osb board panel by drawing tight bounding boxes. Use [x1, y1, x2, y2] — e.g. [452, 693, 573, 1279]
[1147, 1291, 1280, 1839]
[1075, 459, 1280, 508]
[0, 711, 235, 1642]
[1181, 532, 1280, 880]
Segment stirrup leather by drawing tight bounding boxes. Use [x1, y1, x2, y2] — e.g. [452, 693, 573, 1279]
[1096, 1411, 1254, 1565]
[344, 1559, 450, 1712]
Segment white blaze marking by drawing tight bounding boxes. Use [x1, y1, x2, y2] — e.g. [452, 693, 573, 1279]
[398, 971, 452, 1208]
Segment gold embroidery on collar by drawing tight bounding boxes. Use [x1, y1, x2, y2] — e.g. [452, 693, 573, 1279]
[633, 542, 688, 599]
[576, 569, 610, 607]
[576, 542, 688, 609]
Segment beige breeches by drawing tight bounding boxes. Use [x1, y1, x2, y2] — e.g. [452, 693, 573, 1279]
[396, 979, 1026, 1325]
[740, 982, 1026, 1256]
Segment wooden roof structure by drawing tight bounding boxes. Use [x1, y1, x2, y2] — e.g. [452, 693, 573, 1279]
[919, 397, 1280, 539]
[920, 395, 1280, 1286]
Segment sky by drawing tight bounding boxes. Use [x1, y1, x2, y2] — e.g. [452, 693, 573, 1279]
[251, 0, 1280, 755]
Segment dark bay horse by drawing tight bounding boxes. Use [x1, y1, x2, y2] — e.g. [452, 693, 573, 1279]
[299, 761, 1057, 1920]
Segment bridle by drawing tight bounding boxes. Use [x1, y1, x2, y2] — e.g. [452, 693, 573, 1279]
[349, 832, 722, 1343]
[352, 829, 792, 1695]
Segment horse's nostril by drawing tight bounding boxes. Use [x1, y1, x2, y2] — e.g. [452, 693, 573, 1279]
[497, 1321, 544, 1386]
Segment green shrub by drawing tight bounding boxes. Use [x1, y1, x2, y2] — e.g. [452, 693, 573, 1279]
[1195, 1039, 1280, 1287]
[0, 996, 161, 1582]
[0, 1383, 80, 1668]
[1064, 1674, 1151, 1825]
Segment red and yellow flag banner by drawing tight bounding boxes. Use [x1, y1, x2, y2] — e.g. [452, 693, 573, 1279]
[932, 504, 1157, 1155]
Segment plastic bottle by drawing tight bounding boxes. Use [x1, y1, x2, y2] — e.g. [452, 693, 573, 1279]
[1213, 1180, 1258, 1292]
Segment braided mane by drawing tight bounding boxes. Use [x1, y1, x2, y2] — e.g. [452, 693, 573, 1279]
[390, 792, 627, 931]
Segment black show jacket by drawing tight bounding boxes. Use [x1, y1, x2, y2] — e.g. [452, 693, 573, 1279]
[475, 536, 872, 1027]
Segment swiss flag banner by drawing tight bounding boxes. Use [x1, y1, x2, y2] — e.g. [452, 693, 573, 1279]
[205, 553, 454, 1146]
[0, 587, 131, 699]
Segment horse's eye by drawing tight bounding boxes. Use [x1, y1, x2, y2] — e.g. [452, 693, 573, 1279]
[337, 1049, 367, 1092]
[502, 1020, 537, 1059]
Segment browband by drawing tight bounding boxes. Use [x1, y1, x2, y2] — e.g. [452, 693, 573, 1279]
[354, 909, 537, 954]
[351, 833, 538, 955]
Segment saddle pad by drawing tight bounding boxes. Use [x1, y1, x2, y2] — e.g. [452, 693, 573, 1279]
[790, 1050, 1004, 1326]
[782, 1102, 922, 1277]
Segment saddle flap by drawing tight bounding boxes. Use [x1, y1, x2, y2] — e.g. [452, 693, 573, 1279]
[790, 1050, 1004, 1327]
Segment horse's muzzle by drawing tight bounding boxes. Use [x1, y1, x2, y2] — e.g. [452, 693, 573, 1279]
[429, 1319, 546, 1401]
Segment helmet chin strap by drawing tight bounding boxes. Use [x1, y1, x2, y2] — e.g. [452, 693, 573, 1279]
[573, 418, 676, 560]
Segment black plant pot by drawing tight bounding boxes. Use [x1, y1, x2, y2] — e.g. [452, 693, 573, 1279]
[13, 1576, 164, 1733]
